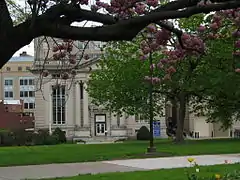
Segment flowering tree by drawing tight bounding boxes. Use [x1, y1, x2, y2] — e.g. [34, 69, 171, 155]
[88, 7, 240, 143]
[87, 40, 165, 116]
[0, 0, 240, 69]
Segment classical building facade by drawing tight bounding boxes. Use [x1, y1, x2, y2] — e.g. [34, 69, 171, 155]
[32, 38, 168, 139]
[32, 37, 239, 140]
[32, 57, 167, 139]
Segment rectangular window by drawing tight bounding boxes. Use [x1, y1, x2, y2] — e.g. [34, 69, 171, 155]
[6, 67, 11, 71]
[29, 103, 35, 109]
[29, 91, 34, 97]
[52, 85, 66, 125]
[135, 114, 148, 123]
[24, 91, 28, 97]
[20, 91, 24, 97]
[4, 79, 13, 86]
[20, 79, 24, 85]
[18, 67, 22, 71]
[4, 91, 13, 98]
[29, 79, 34, 85]
[24, 103, 28, 109]
[24, 79, 28, 85]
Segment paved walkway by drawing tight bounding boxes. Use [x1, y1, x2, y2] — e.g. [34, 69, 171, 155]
[0, 154, 239, 180]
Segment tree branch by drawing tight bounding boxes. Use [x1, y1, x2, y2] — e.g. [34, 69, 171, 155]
[1, 0, 240, 69]
[0, 0, 13, 36]
[38, 1, 240, 41]
[41, 3, 116, 25]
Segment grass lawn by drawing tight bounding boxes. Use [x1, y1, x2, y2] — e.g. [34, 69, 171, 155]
[0, 138, 239, 166]
[45, 163, 240, 180]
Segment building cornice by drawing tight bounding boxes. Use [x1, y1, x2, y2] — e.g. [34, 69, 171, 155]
[30, 57, 100, 74]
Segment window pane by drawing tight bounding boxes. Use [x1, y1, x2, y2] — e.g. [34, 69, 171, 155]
[29, 91, 33, 97]
[20, 79, 24, 85]
[24, 79, 28, 85]
[29, 79, 33, 85]
[4, 80, 8, 86]
[4, 80, 12, 86]
[4, 92, 8, 97]
[29, 103, 34, 109]
[62, 105, 65, 124]
[24, 91, 28, 97]
[24, 103, 28, 109]
[20, 91, 24, 97]
[52, 85, 66, 124]
[18, 67, 22, 71]
[9, 91, 13, 97]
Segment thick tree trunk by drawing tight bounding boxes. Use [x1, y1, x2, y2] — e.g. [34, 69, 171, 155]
[0, 22, 35, 68]
[171, 99, 177, 128]
[175, 92, 186, 143]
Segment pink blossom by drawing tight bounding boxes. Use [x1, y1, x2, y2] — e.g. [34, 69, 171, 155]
[213, 14, 221, 22]
[233, 51, 240, 57]
[146, 0, 158, 7]
[209, 22, 219, 31]
[232, 30, 240, 38]
[147, 24, 157, 33]
[140, 55, 147, 61]
[197, 25, 206, 32]
[151, 77, 161, 84]
[235, 68, 240, 73]
[167, 66, 176, 74]
[150, 64, 156, 70]
[160, 58, 168, 64]
[235, 40, 240, 48]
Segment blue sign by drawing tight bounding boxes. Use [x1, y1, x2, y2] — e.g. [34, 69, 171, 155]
[153, 121, 161, 137]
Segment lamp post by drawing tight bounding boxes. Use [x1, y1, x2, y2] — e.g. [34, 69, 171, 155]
[147, 33, 157, 153]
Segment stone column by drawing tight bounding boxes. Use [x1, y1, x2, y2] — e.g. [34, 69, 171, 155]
[75, 82, 81, 126]
[83, 82, 89, 126]
[48, 90, 52, 134]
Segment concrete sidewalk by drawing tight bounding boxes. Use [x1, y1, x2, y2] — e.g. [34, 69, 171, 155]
[0, 154, 239, 180]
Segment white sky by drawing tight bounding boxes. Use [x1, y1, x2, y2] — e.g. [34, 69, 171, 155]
[13, 0, 34, 56]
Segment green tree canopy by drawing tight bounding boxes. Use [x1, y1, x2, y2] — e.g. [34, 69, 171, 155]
[87, 41, 165, 116]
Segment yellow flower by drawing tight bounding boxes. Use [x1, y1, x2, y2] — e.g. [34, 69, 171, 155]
[215, 174, 221, 180]
[187, 157, 195, 163]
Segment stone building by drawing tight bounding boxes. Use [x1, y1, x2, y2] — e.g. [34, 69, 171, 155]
[32, 37, 239, 140]
[32, 38, 168, 140]
[0, 52, 35, 115]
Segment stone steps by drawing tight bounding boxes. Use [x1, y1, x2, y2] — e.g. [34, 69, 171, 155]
[73, 136, 128, 144]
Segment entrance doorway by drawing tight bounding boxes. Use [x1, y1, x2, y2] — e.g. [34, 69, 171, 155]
[96, 123, 106, 136]
[95, 114, 106, 136]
